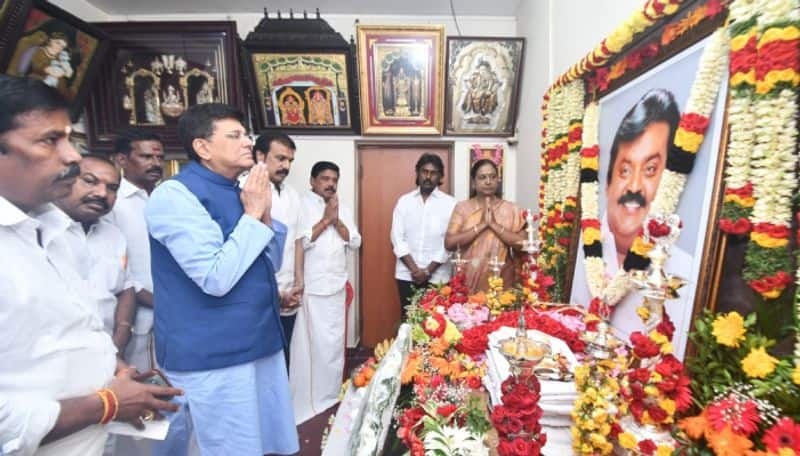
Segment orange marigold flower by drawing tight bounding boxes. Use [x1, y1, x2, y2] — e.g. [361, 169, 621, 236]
[470, 292, 487, 305]
[429, 337, 450, 357]
[440, 286, 452, 296]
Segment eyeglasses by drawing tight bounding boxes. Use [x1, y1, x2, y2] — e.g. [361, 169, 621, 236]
[222, 131, 255, 143]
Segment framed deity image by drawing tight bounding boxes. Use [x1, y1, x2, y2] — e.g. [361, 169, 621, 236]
[568, 35, 729, 359]
[0, 0, 33, 66]
[357, 25, 445, 135]
[85, 22, 242, 155]
[1, 0, 109, 121]
[246, 52, 357, 133]
[445, 37, 524, 136]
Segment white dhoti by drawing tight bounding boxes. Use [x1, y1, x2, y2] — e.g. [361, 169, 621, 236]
[290, 287, 347, 425]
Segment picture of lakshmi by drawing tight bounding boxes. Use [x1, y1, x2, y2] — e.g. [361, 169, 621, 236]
[305, 87, 334, 126]
[279, 88, 307, 126]
[7, 21, 85, 100]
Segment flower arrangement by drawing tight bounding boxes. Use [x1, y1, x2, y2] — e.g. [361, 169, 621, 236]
[616, 312, 693, 455]
[571, 349, 627, 455]
[539, 79, 585, 301]
[490, 374, 547, 455]
[740, 0, 799, 301]
[719, 0, 760, 235]
[550, 0, 685, 90]
[486, 276, 517, 317]
[676, 309, 800, 455]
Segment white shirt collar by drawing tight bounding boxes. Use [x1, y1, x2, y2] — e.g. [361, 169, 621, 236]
[119, 177, 148, 199]
[307, 190, 326, 204]
[0, 196, 31, 227]
[412, 187, 442, 199]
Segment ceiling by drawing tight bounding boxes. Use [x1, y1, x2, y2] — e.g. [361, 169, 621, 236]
[87, 0, 522, 16]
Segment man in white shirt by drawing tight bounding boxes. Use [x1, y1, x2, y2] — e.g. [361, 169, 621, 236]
[291, 161, 361, 424]
[391, 153, 456, 319]
[51, 155, 137, 360]
[104, 129, 165, 371]
[0, 75, 179, 456]
[250, 133, 305, 369]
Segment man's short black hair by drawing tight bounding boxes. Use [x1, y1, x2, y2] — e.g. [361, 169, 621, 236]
[607, 89, 679, 185]
[81, 153, 118, 170]
[415, 153, 444, 176]
[0, 75, 69, 136]
[112, 128, 162, 156]
[311, 161, 339, 178]
[252, 132, 296, 162]
[177, 103, 246, 161]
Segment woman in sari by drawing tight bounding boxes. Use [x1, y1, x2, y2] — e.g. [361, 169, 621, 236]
[445, 159, 526, 293]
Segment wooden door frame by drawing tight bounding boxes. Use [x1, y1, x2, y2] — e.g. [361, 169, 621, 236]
[354, 140, 454, 344]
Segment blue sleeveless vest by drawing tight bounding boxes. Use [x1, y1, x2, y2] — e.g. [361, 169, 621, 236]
[150, 161, 285, 371]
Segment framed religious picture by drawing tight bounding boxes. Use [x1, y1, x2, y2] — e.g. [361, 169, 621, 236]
[445, 37, 524, 136]
[0, 0, 33, 65]
[357, 25, 445, 135]
[241, 11, 359, 134]
[1, 0, 109, 121]
[85, 21, 242, 155]
[245, 52, 356, 133]
[469, 144, 504, 192]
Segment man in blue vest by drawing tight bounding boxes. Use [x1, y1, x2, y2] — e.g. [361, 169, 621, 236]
[146, 103, 298, 455]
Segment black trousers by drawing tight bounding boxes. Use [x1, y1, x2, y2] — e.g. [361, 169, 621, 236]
[396, 279, 429, 321]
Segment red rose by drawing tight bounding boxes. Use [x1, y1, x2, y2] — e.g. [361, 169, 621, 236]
[647, 404, 668, 423]
[506, 416, 523, 435]
[436, 404, 457, 418]
[610, 422, 622, 438]
[631, 332, 660, 358]
[497, 440, 516, 456]
[511, 437, 531, 456]
[678, 113, 710, 134]
[638, 439, 657, 455]
[558, 237, 571, 246]
[647, 219, 671, 237]
[581, 218, 601, 230]
[630, 367, 651, 384]
[656, 316, 675, 339]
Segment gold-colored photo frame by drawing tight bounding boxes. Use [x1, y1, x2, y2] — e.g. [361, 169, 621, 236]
[357, 25, 445, 135]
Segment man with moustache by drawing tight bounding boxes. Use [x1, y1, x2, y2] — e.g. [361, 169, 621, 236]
[147, 103, 297, 455]
[291, 161, 361, 424]
[391, 153, 455, 319]
[0, 75, 180, 456]
[48, 155, 137, 357]
[571, 88, 692, 353]
[245, 133, 305, 369]
[104, 129, 165, 372]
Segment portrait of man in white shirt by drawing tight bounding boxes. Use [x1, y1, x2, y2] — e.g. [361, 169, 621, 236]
[391, 153, 456, 318]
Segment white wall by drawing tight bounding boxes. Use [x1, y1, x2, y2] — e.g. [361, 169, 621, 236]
[514, 0, 646, 212]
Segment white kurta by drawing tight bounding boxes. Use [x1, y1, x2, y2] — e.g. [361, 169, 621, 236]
[290, 191, 361, 424]
[102, 177, 153, 369]
[0, 198, 116, 456]
[390, 187, 456, 284]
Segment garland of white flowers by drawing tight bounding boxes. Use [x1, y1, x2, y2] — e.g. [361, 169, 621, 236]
[579, 28, 729, 309]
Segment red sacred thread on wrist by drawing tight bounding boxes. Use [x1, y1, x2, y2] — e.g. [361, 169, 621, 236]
[97, 389, 119, 425]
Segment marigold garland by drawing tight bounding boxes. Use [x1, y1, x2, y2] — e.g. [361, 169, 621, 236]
[740, 0, 800, 300]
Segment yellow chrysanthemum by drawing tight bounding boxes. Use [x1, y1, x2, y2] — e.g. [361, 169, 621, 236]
[656, 445, 674, 456]
[741, 347, 779, 379]
[750, 231, 790, 248]
[711, 312, 746, 348]
[443, 320, 462, 345]
[618, 432, 637, 450]
[636, 305, 650, 322]
[792, 364, 800, 386]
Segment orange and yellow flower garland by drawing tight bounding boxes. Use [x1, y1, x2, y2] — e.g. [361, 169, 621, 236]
[741, 0, 799, 300]
[550, 0, 685, 91]
[719, 1, 759, 235]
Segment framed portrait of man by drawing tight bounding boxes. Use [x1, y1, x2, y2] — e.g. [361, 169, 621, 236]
[568, 35, 729, 359]
[1, 0, 109, 121]
[445, 37, 525, 136]
[84, 21, 242, 155]
[357, 24, 445, 135]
